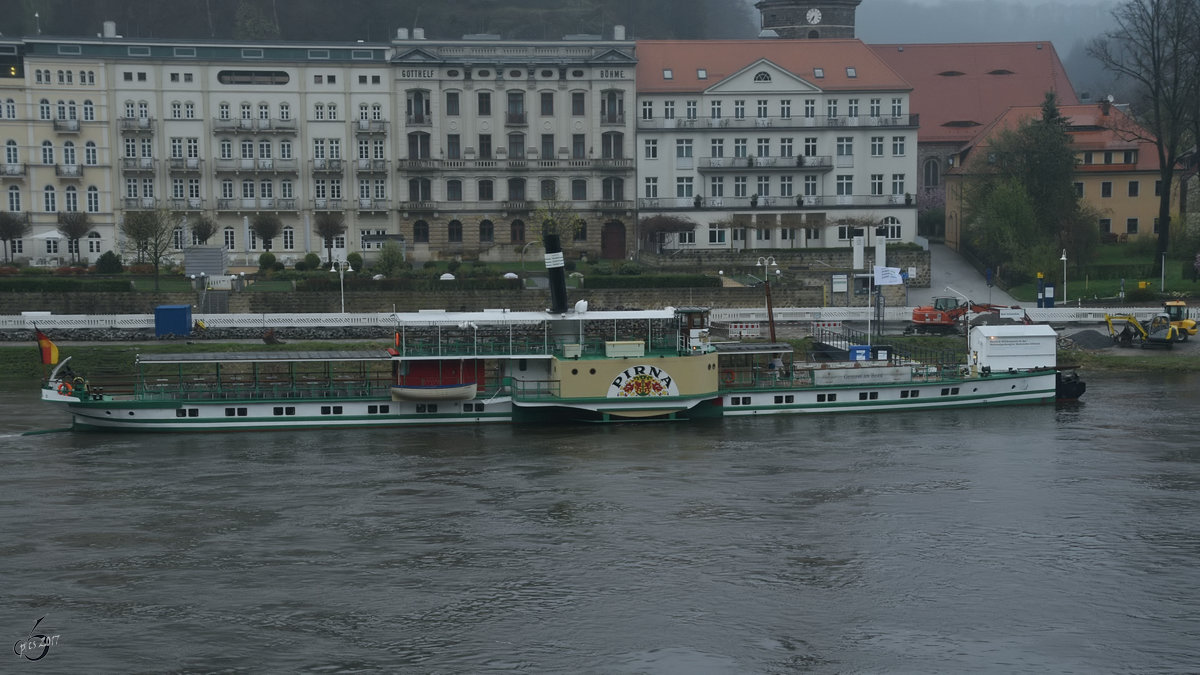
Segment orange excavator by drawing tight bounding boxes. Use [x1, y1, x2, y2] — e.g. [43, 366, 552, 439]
[907, 296, 1026, 335]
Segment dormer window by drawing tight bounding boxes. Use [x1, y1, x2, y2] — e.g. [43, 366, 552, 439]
[663, 69, 673, 80]
[846, 67, 857, 78]
[697, 68, 707, 80]
[813, 68, 825, 79]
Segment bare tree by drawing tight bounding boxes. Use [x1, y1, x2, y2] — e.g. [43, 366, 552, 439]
[250, 213, 283, 251]
[532, 190, 583, 243]
[0, 211, 30, 264]
[638, 214, 697, 252]
[190, 215, 217, 245]
[56, 211, 92, 264]
[1089, 0, 1200, 272]
[314, 212, 346, 265]
[121, 209, 180, 291]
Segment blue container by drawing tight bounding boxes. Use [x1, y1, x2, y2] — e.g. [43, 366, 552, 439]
[155, 304, 192, 337]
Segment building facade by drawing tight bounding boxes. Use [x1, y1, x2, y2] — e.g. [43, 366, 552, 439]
[635, 39, 917, 255]
[944, 102, 1178, 250]
[0, 26, 635, 268]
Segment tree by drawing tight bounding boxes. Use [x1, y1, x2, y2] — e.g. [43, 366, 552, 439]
[373, 240, 408, 278]
[56, 212, 92, 265]
[1090, 0, 1199, 274]
[232, 1, 280, 40]
[638, 214, 697, 252]
[121, 209, 179, 291]
[314, 212, 346, 265]
[532, 190, 583, 242]
[190, 215, 217, 246]
[250, 213, 283, 251]
[0, 211, 30, 264]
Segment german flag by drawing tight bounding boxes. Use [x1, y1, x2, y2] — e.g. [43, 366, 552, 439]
[35, 328, 59, 365]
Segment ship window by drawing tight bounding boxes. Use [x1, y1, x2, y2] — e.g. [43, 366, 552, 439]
[417, 404, 439, 413]
[188, 409, 198, 417]
[321, 406, 331, 414]
[332, 406, 343, 414]
[273, 406, 284, 415]
[368, 405, 378, 414]
[818, 394, 826, 402]
[176, 409, 187, 418]
[828, 394, 836, 402]
[518, 359, 527, 371]
[910, 390, 919, 398]
[285, 407, 295, 415]
[225, 407, 236, 416]
[859, 392, 868, 400]
[237, 408, 247, 416]
[380, 405, 389, 414]
[775, 395, 784, 404]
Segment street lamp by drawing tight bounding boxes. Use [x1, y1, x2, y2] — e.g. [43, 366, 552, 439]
[330, 258, 353, 314]
[1060, 249, 1067, 304]
[756, 256, 779, 342]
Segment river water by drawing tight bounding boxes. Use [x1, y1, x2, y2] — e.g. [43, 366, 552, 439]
[3, 372, 1199, 674]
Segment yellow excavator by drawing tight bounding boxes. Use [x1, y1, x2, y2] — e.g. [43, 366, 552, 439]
[1163, 300, 1197, 341]
[1104, 313, 1179, 348]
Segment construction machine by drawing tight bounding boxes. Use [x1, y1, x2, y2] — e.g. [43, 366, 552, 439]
[1163, 300, 1197, 341]
[1104, 313, 1178, 348]
[907, 296, 1025, 335]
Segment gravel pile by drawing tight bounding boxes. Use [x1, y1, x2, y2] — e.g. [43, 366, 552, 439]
[1064, 328, 1116, 350]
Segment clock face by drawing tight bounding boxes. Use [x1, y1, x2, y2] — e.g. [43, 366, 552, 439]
[806, 8, 823, 24]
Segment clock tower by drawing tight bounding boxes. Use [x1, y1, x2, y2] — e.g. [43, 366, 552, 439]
[755, 0, 862, 39]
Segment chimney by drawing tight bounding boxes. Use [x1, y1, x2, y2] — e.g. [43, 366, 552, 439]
[613, 25, 626, 40]
[413, 27, 425, 40]
[102, 21, 117, 38]
[1101, 97, 1111, 115]
[396, 27, 409, 40]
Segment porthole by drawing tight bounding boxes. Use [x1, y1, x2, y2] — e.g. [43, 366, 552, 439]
[589, 368, 596, 375]
[447, 69, 460, 77]
[571, 368, 579, 375]
[572, 69, 584, 77]
[509, 69, 522, 78]
[478, 69, 490, 77]
[541, 69, 553, 77]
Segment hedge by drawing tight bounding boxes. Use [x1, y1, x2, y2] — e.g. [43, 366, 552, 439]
[0, 277, 132, 292]
[577, 274, 720, 289]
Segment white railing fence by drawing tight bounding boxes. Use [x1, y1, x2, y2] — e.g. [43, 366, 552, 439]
[1, 306, 1186, 332]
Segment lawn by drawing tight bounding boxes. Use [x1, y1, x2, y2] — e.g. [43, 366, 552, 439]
[1007, 246, 1199, 303]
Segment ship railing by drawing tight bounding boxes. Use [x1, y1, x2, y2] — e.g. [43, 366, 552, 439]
[718, 361, 961, 392]
[396, 338, 551, 358]
[507, 378, 561, 401]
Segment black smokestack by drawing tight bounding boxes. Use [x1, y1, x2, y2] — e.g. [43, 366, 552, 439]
[543, 233, 569, 314]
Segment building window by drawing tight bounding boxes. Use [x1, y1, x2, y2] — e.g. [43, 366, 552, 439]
[479, 219, 494, 242]
[734, 176, 747, 198]
[446, 179, 463, 201]
[448, 220, 463, 243]
[1126, 218, 1139, 234]
[644, 139, 658, 159]
[870, 174, 884, 196]
[675, 139, 693, 158]
[511, 219, 525, 243]
[572, 92, 585, 116]
[540, 91, 554, 116]
[413, 220, 429, 243]
[923, 159, 940, 187]
[836, 175, 853, 196]
[1074, 182, 1084, 198]
[892, 136, 906, 156]
[1098, 218, 1111, 233]
[676, 177, 694, 198]
[644, 177, 658, 199]
[445, 91, 460, 116]
[1128, 180, 1139, 197]
[1101, 181, 1112, 198]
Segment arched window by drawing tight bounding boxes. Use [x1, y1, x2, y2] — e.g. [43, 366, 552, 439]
[5, 139, 18, 164]
[64, 185, 78, 212]
[82, 100, 94, 121]
[446, 179, 463, 201]
[87, 231, 101, 254]
[39, 99, 51, 120]
[447, 219, 463, 243]
[41, 141, 54, 165]
[602, 177, 624, 201]
[43, 185, 57, 212]
[56, 100, 66, 120]
[540, 179, 557, 200]
[86, 186, 99, 213]
[510, 219, 525, 243]
[574, 219, 588, 242]
[923, 158, 941, 188]
[8, 184, 21, 211]
[879, 216, 902, 240]
[84, 141, 97, 165]
[507, 178, 526, 201]
[282, 226, 295, 250]
[3, 99, 14, 119]
[754, 71, 772, 82]
[479, 219, 494, 243]
[413, 220, 429, 243]
[62, 141, 76, 166]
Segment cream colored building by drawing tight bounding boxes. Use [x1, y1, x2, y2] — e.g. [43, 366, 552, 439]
[0, 25, 635, 268]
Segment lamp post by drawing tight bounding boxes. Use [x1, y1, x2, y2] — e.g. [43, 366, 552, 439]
[1060, 249, 1067, 305]
[756, 256, 779, 342]
[330, 258, 353, 314]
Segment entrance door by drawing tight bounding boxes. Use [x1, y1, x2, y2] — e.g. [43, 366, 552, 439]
[600, 220, 626, 259]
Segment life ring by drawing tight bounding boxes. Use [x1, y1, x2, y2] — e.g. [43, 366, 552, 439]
[57, 381, 74, 396]
[720, 370, 736, 385]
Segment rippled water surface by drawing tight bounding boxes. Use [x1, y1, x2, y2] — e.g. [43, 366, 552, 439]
[3, 372, 1200, 673]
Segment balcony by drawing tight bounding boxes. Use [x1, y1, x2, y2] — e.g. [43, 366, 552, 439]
[123, 197, 160, 210]
[353, 158, 390, 173]
[212, 118, 298, 134]
[505, 112, 527, 126]
[593, 157, 634, 171]
[312, 198, 345, 211]
[595, 199, 635, 212]
[636, 114, 919, 131]
[400, 201, 436, 212]
[216, 198, 298, 212]
[599, 113, 626, 125]
[501, 200, 531, 212]
[169, 198, 206, 211]
[118, 117, 155, 132]
[1, 163, 26, 177]
[168, 158, 204, 172]
[213, 158, 299, 173]
[55, 164, 84, 178]
[396, 158, 439, 171]
[355, 198, 392, 212]
[405, 114, 431, 127]
[120, 158, 156, 172]
[696, 155, 833, 172]
[311, 158, 345, 173]
[636, 194, 911, 210]
[52, 119, 80, 133]
[354, 119, 388, 134]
